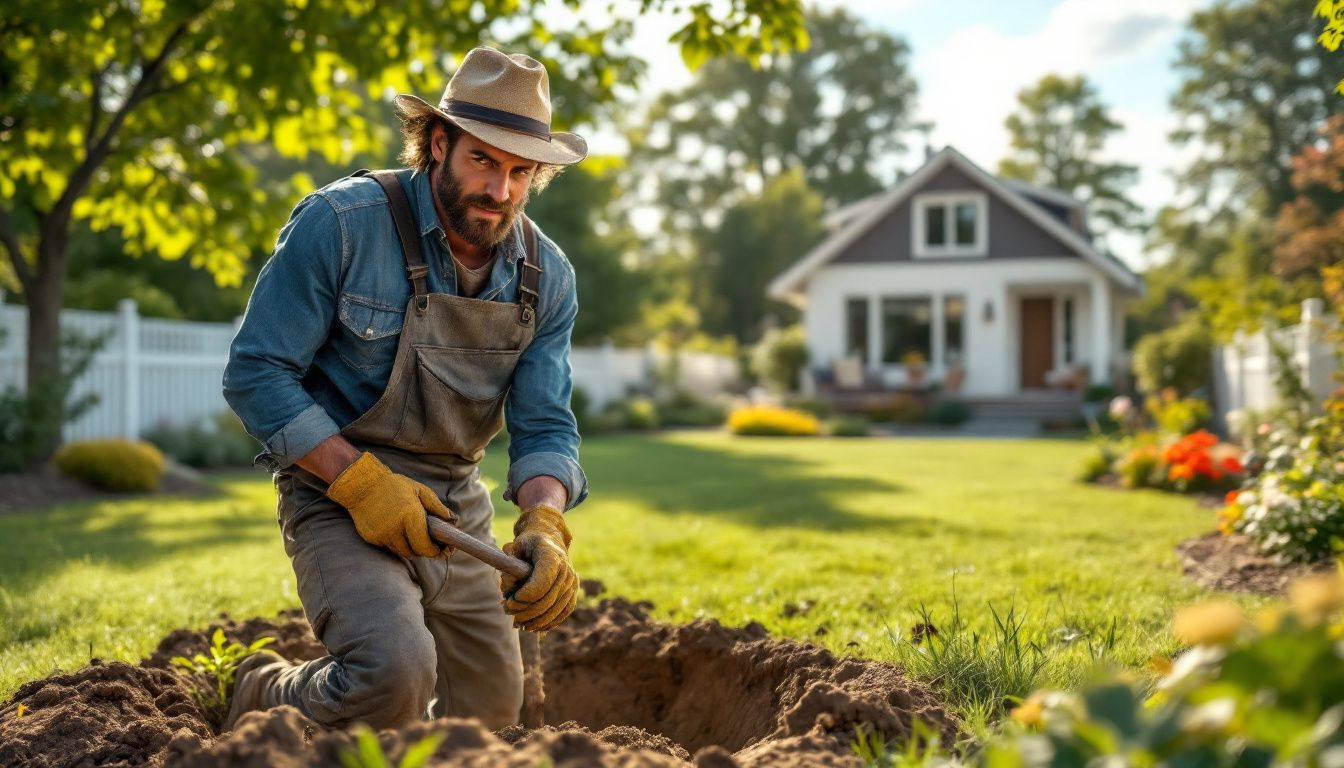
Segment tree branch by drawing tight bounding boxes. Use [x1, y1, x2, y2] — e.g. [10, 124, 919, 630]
[85, 63, 112, 152]
[52, 14, 202, 229]
[0, 207, 34, 294]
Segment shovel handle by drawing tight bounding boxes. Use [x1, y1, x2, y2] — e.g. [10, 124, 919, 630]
[427, 516, 532, 580]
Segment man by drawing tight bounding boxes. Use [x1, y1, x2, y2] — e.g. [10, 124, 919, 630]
[221, 46, 587, 731]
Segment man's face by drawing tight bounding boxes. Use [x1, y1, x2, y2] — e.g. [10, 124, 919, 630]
[434, 129, 537, 251]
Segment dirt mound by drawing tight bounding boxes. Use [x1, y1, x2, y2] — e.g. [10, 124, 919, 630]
[1177, 532, 1337, 595]
[0, 660, 211, 767]
[1, 597, 958, 767]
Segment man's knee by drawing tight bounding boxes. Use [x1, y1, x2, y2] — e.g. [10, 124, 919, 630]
[340, 623, 437, 728]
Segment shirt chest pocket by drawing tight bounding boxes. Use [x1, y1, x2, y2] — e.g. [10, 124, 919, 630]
[336, 293, 404, 370]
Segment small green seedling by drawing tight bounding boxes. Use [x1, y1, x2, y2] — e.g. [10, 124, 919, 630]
[171, 628, 275, 722]
[338, 724, 444, 768]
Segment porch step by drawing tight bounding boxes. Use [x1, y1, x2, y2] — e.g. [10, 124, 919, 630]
[964, 394, 1083, 424]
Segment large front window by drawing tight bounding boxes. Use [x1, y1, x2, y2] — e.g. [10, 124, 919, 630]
[913, 193, 987, 257]
[880, 297, 932, 365]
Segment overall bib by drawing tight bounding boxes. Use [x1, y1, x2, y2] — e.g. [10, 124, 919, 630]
[268, 171, 538, 729]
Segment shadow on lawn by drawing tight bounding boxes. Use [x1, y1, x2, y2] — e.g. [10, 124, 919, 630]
[576, 434, 919, 532]
[0, 489, 276, 594]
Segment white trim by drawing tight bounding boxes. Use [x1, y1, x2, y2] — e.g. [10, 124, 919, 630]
[767, 146, 1142, 305]
[911, 192, 988, 258]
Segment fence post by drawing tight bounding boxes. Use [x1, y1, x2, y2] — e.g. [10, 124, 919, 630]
[119, 298, 140, 439]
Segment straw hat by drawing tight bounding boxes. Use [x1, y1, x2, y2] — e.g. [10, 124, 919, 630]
[394, 47, 587, 166]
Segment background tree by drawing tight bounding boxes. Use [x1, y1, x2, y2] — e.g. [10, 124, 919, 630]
[1171, 0, 1337, 217]
[632, 5, 917, 237]
[696, 169, 825, 342]
[0, 0, 807, 459]
[997, 74, 1144, 243]
[1273, 115, 1344, 286]
[525, 157, 647, 345]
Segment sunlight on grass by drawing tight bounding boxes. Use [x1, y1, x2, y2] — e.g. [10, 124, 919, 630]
[1, 433, 1266, 726]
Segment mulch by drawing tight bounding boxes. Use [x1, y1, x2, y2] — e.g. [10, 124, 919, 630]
[1176, 531, 1338, 596]
[0, 462, 223, 516]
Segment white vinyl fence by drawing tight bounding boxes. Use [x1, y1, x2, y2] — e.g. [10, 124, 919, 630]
[1213, 299, 1338, 431]
[0, 295, 738, 442]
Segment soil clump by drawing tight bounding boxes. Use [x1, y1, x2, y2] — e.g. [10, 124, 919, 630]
[1, 597, 957, 767]
[1177, 532, 1337, 595]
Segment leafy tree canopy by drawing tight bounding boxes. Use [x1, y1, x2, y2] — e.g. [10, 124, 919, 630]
[997, 73, 1144, 244]
[631, 5, 916, 238]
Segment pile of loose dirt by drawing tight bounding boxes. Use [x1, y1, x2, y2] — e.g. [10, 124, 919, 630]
[1177, 532, 1337, 595]
[0, 597, 958, 767]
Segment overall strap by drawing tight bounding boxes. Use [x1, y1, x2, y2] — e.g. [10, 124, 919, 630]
[518, 214, 542, 326]
[353, 169, 431, 313]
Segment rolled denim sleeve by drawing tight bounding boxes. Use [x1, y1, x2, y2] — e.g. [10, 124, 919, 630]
[503, 256, 588, 509]
[223, 195, 343, 470]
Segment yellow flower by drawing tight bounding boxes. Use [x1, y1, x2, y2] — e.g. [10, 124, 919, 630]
[1288, 574, 1344, 626]
[15, 704, 26, 719]
[1254, 604, 1287, 634]
[1010, 692, 1047, 728]
[1171, 601, 1245, 646]
[1147, 655, 1174, 676]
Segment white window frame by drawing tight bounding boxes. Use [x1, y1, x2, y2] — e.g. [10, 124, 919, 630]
[911, 192, 989, 258]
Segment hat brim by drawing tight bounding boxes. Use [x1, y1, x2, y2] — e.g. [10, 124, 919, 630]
[394, 94, 587, 166]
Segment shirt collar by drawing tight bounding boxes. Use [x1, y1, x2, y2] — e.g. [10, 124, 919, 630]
[410, 169, 525, 265]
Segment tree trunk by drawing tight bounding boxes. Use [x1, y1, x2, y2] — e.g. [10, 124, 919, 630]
[24, 236, 67, 466]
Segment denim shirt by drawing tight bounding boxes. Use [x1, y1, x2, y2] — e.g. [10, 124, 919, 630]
[223, 169, 587, 509]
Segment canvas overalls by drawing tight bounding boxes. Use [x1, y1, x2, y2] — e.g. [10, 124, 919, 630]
[267, 171, 538, 729]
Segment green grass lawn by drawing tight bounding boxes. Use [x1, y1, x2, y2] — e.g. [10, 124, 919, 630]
[0, 432, 1260, 727]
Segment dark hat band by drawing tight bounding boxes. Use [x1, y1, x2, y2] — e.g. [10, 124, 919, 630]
[442, 98, 552, 142]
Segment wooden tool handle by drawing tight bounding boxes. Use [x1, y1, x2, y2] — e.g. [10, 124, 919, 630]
[427, 516, 532, 580]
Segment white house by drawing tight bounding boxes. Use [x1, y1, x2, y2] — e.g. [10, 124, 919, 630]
[768, 147, 1143, 402]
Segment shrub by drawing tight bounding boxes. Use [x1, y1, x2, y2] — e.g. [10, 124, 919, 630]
[928, 399, 971, 427]
[1144, 388, 1211, 437]
[1116, 444, 1161, 489]
[786, 398, 835, 419]
[657, 401, 726, 428]
[620, 397, 659, 430]
[1078, 444, 1112, 482]
[570, 386, 592, 432]
[1224, 423, 1344, 563]
[865, 393, 926, 424]
[54, 439, 165, 492]
[750, 325, 808, 393]
[0, 329, 108, 472]
[1131, 316, 1213, 394]
[828, 415, 869, 437]
[726, 405, 820, 436]
[142, 412, 261, 469]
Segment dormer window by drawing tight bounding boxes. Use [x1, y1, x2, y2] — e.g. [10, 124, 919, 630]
[913, 192, 987, 258]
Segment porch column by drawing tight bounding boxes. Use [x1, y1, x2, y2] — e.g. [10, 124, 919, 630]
[1089, 277, 1110, 385]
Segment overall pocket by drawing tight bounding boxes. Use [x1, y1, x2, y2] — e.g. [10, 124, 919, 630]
[396, 345, 522, 458]
[335, 293, 404, 371]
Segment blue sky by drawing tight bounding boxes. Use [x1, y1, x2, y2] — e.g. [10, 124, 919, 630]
[596, 0, 1214, 269]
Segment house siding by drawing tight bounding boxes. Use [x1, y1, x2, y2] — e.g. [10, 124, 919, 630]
[804, 258, 1126, 397]
[833, 165, 1079, 264]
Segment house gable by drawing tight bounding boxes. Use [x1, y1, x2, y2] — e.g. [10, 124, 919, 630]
[768, 147, 1142, 305]
[833, 164, 1077, 265]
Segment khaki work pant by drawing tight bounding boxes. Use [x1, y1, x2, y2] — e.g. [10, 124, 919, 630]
[267, 462, 523, 729]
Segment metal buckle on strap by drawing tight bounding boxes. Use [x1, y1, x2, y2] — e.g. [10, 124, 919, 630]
[416, 295, 429, 313]
[519, 304, 535, 326]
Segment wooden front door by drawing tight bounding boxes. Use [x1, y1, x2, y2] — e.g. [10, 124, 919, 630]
[1020, 297, 1054, 389]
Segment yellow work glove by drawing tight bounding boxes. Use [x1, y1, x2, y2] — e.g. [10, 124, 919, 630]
[500, 504, 577, 632]
[326, 452, 457, 559]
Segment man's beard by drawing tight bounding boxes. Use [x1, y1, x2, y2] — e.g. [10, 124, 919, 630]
[435, 165, 528, 251]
